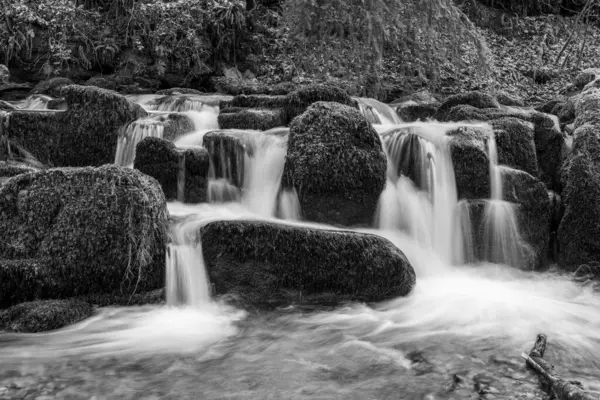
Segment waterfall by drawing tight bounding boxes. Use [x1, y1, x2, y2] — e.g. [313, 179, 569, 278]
[355, 97, 403, 125]
[481, 134, 531, 268]
[278, 188, 302, 220]
[376, 124, 464, 265]
[166, 219, 212, 307]
[242, 133, 287, 217]
[114, 118, 164, 167]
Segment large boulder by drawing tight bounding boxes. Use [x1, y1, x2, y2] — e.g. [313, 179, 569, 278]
[134, 137, 210, 203]
[558, 124, 600, 270]
[0, 165, 168, 307]
[200, 220, 416, 305]
[0, 299, 93, 332]
[285, 84, 358, 121]
[6, 85, 147, 166]
[282, 102, 387, 226]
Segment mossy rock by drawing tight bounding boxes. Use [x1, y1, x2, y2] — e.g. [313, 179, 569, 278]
[0, 165, 168, 307]
[134, 137, 209, 203]
[558, 124, 600, 270]
[448, 126, 491, 200]
[491, 118, 539, 177]
[0, 299, 93, 332]
[0, 64, 9, 84]
[6, 85, 147, 167]
[80, 288, 165, 307]
[285, 83, 358, 122]
[501, 168, 552, 270]
[530, 113, 567, 191]
[396, 103, 438, 122]
[31, 77, 74, 97]
[282, 102, 387, 226]
[218, 108, 286, 131]
[574, 90, 600, 129]
[436, 91, 500, 120]
[574, 68, 600, 89]
[494, 91, 525, 107]
[121, 112, 195, 144]
[210, 77, 271, 95]
[440, 104, 523, 122]
[200, 220, 416, 306]
[226, 94, 288, 110]
[0, 161, 39, 179]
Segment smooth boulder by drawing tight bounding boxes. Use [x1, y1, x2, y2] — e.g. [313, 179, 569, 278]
[282, 102, 387, 226]
[0, 165, 168, 307]
[201, 220, 416, 305]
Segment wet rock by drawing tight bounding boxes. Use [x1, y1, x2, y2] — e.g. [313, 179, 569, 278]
[282, 102, 387, 226]
[202, 129, 253, 188]
[6, 85, 147, 166]
[218, 108, 286, 130]
[530, 113, 567, 191]
[0, 299, 93, 332]
[436, 91, 500, 120]
[558, 124, 600, 270]
[134, 137, 209, 203]
[491, 118, 539, 177]
[284, 83, 358, 121]
[448, 126, 491, 200]
[31, 77, 74, 97]
[156, 87, 204, 96]
[0, 165, 168, 307]
[200, 220, 416, 305]
[222, 94, 288, 110]
[0, 65, 9, 84]
[501, 169, 552, 270]
[396, 103, 438, 122]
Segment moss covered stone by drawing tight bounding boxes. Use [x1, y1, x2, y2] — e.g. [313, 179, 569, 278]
[440, 104, 522, 122]
[6, 85, 147, 166]
[530, 113, 567, 191]
[558, 124, 600, 270]
[494, 91, 525, 107]
[0, 165, 168, 307]
[226, 94, 288, 110]
[282, 102, 387, 226]
[156, 88, 204, 95]
[436, 91, 500, 120]
[396, 103, 438, 122]
[31, 77, 74, 97]
[491, 118, 539, 177]
[218, 108, 286, 131]
[501, 168, 552, 270]
[0, 299, 93, 332]
[0, 161, 39, 179]
[448, 126, 491, 200]
[285, 83, 358, 122]
[134, 137, 209, 203]
[200, 220, 416, 306]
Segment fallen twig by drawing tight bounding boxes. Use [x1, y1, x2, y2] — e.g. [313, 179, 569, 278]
[521, 334, 599, 400]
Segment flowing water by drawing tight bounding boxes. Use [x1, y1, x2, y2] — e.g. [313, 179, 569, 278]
[1, 101, 599, 400]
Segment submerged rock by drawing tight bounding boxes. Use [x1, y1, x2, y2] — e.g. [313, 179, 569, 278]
[282, 102, 387, 226]
[6, 85, 147, 166]
[0, 299, 93, 332]
[201, 220, 416, 305]
[134, 137, 210, 203]
[0, 165, 168, 307]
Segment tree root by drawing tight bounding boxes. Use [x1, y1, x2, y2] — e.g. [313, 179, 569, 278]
[521, 334, 599, 400]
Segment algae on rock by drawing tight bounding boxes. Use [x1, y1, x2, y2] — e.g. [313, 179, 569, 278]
[0, 165, 168, 307]
[201, 220, 416, 306]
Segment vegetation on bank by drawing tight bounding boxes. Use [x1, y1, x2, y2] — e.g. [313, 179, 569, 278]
[2, 0, 600, 101]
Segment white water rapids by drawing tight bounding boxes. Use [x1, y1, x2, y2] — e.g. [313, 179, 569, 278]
[1, 97, 599, 399]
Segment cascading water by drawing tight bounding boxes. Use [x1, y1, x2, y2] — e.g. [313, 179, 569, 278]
[114, 118, 164, 167]
[356, 97, 403, 125]
[376, 123, 465, 265]
[481, 133, 532, 268]
[2, 99, 600, 399]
